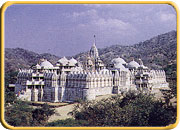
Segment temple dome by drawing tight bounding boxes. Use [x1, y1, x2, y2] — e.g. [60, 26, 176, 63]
[35, 64, 41, 69]
[69, 58, 77, 65]
[114, 63, 128, 71]
[40, 60, 54, 68]
[90, 43, 99, 59]
[111, 57, 126, 65]
[139, 64, 148, 69]
[58, 57, 69, 65]
[128, 60, 140, 68]
[138, 59, 148, 69]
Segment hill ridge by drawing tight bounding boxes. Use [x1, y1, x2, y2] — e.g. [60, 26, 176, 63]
[5, 30, 177, 73]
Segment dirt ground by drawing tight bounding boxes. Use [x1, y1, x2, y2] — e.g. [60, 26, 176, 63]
[48, 94, 116, 122]
[47, 92, 177, 122]
[48, 103, 76, 122]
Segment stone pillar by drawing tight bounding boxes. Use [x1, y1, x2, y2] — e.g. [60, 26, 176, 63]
[59, 87, 65, 102]
[51, 87, 59, 102]
[31, 86, 35, 101]
[83, 88, 95, 100]
[34, 87, 38, 101]
[38, 85, 43, 101]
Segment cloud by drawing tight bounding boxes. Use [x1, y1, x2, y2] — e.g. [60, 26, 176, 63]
[71, 9, 135, 33]
[72, 9, 98, 19]
[5, 4, 177, 57]
[95, 18, 133, 31]
[83, 4, 102, 8]
[159, 13, 176, 22]
[78, 18, 135, 33]
[83, 4, 112, 8]
[66, 8, 138, 47]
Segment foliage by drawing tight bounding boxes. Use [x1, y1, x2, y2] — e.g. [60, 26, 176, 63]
[164, 63, 177, 97]
[70, 92, 176, 126]
[5, 71, 18, 105]
[5, 48, 60, 74]
[161, 89, 175, 106]
[5, 100, 34, 126]
[32, 103, 56, 126]
[5, 71, 18, 87]
[5, 100, 55, 126]
[164, 63, 177, 79]
[148, 101, 176, 126]
[75, 30, 176, 69]
[47, 118, 88, 127]
[5, 88, 17, 105]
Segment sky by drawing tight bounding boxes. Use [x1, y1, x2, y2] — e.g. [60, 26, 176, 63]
[5, 4, 177, 56]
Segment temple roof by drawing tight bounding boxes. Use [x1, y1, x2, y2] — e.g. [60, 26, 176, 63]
[58, 57, 69, 65]
[111, 57, 126, 65]
[69, 58, 78, 65]
[114, 63, 128, 71]
[40, 60, 54, 68]
[128, 60, 140, 68]
[90, 42, 99, 59]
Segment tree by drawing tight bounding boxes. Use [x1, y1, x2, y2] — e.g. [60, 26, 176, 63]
[70, 92, 177, 126]
[47, 118, 88, 127]
[5, 88, 17, 105]
[148, 101, 176, 126]
[5, 101, 56, 126]
[32, 103, 55, 126]
[5, 71, 18, 87]
[5, 71, 18, 105]
[5, 100, 33, 126]
[164, 63, 177, 97]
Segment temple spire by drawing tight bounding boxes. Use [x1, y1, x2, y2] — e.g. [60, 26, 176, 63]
[93, 35, 96, 46]
[90, 35, 99, 59]
[139, 58, 143, 65]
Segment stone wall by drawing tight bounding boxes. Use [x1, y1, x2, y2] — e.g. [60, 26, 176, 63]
[15, 67, 170, 102]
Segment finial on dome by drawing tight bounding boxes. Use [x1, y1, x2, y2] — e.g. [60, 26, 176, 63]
[93, 35, 96, 46]
[139, 58, 143, 65]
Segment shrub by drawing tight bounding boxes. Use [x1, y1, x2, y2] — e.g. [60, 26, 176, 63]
[70, 92, 176, 126]
[5, 101, 56, 126]
[47, 118, 88, 126]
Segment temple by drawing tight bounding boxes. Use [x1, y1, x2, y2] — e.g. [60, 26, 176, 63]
[14, 37, 169, 102]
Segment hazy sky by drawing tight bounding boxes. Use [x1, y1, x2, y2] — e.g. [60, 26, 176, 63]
[5, 4, 176, 56]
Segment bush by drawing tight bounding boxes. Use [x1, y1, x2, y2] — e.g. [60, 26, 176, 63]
[70, 92, 176, 126]
[5, 100, 33, 126]
[5, 71, 18, 105]
[47, 118, 88, 127]
[5, 88, 17, 105]
[32, 103, 56, 126]
[5, 101, 55, 126]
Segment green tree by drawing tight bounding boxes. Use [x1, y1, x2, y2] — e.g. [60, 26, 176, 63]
[5, 88, 17, 105]
[164, 63, 177, 97]
[148, 101, 176, 126]
[32, 103, 56, 126]
[5, 100, 33, 126]
[5, 101, 56, 126]
[47, 118, 88, 127]
[5, 71, 18, 105]
[5, 71, 18, 87]
[70, 92, 176, 126]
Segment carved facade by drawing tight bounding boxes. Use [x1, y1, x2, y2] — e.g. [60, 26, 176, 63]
[15, 40, 169, 102]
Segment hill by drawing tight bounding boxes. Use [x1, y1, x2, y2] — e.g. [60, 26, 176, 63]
[5, 30, 176, 72]
[5, 30, 177, 92]
[5, 48, 60, 73]
[74, 30, 177, 69]
[74, 30, 177, 95]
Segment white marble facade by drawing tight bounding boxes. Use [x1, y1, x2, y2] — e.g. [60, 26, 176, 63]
[15, 41, 169, 102]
